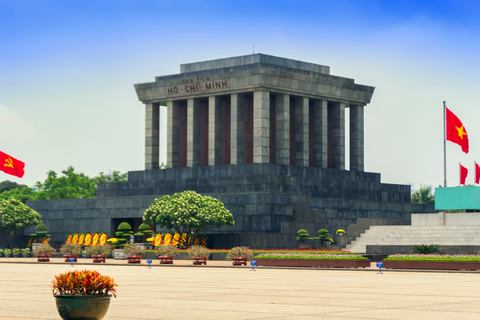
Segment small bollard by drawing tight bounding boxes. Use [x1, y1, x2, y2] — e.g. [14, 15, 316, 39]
[69, 257, 75, 267]
[147, 259, 152, 269]
[250, 260, 256, 271]
[376, 262, 384, 274]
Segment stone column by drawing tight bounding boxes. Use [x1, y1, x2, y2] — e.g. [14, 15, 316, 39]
[275, 94, 290, 165]
[187, 98, 201, 167]
[145, 103, 159, 170]
[209, 96, 222, 166]
[253, 90, 270, 163]
[231, 93, 245, 165]
[313, 100, 328, 168]
[167, 101, 179, 168]
[350, 104, 364, 171]
[295, 97, 309, 166]
[331, 102, 345, 170]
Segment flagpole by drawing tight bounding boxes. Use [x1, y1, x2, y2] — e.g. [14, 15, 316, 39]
[475, 161, 477, 185]
[443, 101, 447, 187]
[459, 162, 461, 186]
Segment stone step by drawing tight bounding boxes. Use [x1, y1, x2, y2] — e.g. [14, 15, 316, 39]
[346, 224, 480, 253]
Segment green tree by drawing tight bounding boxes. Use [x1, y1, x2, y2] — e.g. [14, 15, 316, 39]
[0, 198, 42, 248]
[143, 190, 235, 247]
[0, 187, 36, 203]
[0, 180, 28, 193]
[33, 166, 127, 200]
[411, 185, 435, 204]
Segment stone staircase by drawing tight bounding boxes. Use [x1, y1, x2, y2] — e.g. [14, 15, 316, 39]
[346, 225, 480, 253]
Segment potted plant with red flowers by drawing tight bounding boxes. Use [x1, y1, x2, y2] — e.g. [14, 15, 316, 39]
[122, 243, 142, 263]
[188, 244, 210, 265]
[32, 243, 55, 262]
[226, 246, 253, 266]
[86, 244, 112, 263]
[155, 244, 179, 264]
[52, 269, 117, 320]
[59, 243, 82, 262]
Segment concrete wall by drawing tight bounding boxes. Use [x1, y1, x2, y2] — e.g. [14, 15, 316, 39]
[412, 212, 480, 226]
[25, 164, 434, 249]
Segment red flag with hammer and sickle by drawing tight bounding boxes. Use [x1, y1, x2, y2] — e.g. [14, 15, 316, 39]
[0, 150, 25, 178]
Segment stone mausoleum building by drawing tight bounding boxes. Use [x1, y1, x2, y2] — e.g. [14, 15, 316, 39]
[27, 54, 433, 249]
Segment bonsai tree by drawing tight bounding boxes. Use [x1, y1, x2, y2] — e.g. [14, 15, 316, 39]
[32, 243, 55, 256]
[30, 223, 51, 243]
[315, 229, 331, 247]
[226, 246, 253, 261]
[134, 222, 153, 243]
[0, 198, 42, 248]
[143, 190, 235, 247]
[296, 229, 312, 248]
[59, 243, 82, 255]
[114, 222, 133, 248]
[122, 243, 140, 256]
[188, 244, 210, 258]
[155, 244, 179, 257]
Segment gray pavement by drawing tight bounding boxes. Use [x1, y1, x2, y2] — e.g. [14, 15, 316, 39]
[0, 258, 479, 319]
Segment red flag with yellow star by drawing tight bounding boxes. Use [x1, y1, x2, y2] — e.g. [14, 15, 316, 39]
[446, 107, 469, 153]
[0, 150, 25, 178]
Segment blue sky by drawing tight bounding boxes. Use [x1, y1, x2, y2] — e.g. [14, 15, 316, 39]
[1, 0, 480, 191]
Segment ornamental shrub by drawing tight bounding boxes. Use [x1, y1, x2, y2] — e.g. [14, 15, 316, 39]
[315, 229, 331, 247]
[296, 229, 311, 245]
[52, 269, 118, 297]
[188, 244, 210, 258]
[226, 246, 253, 260]
[59, 243, 82, 255]
[85, 244, 112, 256]
[155, 244, 179, 257]
[410, 244, 441, 254]
[32, 243, 55, 256]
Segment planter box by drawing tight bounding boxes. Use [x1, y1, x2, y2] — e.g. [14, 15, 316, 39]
[383, 260, 480, 270]
[255, 259, 371, 268]
[63, 254, 78, 262]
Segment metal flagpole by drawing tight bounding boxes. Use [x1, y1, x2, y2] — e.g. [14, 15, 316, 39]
[475, 161, 477, 185]
[443, 101, 447, 187]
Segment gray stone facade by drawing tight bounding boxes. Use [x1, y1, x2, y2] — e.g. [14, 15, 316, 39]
[24, 54, 434, 249]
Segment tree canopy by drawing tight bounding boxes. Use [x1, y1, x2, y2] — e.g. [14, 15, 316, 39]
[143, 190, 235, 246]
[411, 185, 435, 204]
[0, 198, 42, 247]
[0, 166, 128, 202]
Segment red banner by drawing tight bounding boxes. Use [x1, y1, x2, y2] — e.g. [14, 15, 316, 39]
[446, 108, 469, 153]
[0, 151, 25, 178]
[476, 163, 480, 184]
[460, 164, 468, 185]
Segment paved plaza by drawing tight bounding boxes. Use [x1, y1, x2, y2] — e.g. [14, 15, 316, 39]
[0, 259, 479, 319]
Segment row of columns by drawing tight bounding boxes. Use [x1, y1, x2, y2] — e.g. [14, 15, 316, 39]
[145, 90, 364, 172]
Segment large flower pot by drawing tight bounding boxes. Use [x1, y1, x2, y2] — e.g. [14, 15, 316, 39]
[158, 255, 174, 264]
[63, 254, 78, 262]
[92, 255, 107, 263]
[37, 254, 50, 262]
[127, 255, 142, 263]
[54, 295, 112, 320]
[192, 256, 207, 265]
